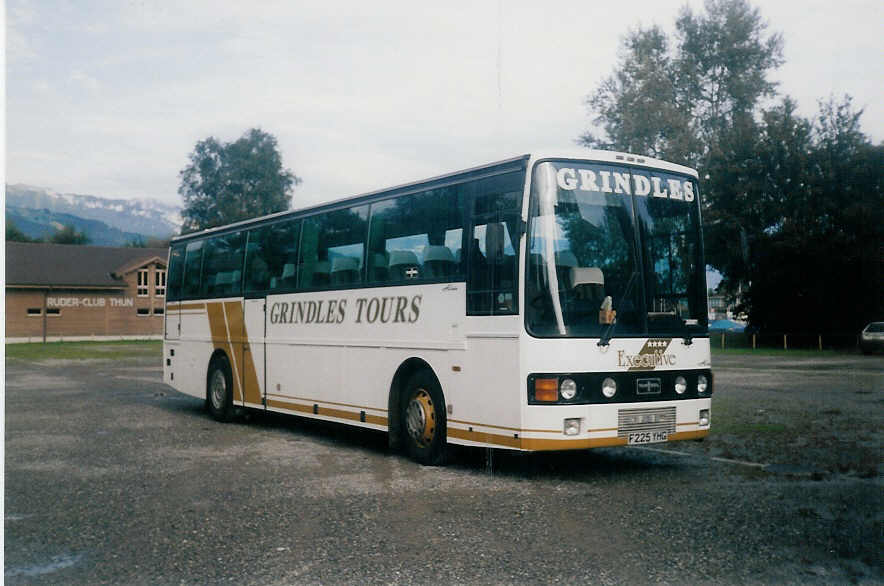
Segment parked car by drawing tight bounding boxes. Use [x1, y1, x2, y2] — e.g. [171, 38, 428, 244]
[708, 319, 746, 333]
[860, 322, 884, 354]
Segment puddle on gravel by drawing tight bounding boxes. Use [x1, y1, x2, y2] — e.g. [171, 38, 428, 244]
[5, 553, 84, 577]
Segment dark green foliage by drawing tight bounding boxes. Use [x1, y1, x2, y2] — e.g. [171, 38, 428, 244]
[50, 224, 90, 245]
[179, 128, 301, 233]
[6, 220, 38, 242]
[581, 0, 782, 169]
[708, 97, 884, 333]
[582, 0, 884, 334]
[580, 26, 696, 162]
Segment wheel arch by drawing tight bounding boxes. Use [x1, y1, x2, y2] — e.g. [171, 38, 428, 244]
[387, 357, 442, 451]
[207, 348, 230, 379]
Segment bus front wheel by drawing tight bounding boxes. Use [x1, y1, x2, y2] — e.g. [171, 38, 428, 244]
[206, 355, 235, 422]
[402, 370, 447, 466]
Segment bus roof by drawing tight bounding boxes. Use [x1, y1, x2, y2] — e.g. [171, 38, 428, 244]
[171, 150, 698, 243]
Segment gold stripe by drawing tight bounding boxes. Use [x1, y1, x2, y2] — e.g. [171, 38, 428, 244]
[520, 436, 628, 450]
[448, 418, 546, 433]
[677, 421, 699, 427]
[206, 301, 243, 402]
[668, 430, 709, 441]
[227, 301, 263, 406]
[447, 421, 619, 434]
[448, 428, 710, 451]
[267, 394, 387, 413]
[221, 302, 242, 402]
[224, 301, 245, 343]
[267, 399, 388, 426]
[448, 427, 522, 448]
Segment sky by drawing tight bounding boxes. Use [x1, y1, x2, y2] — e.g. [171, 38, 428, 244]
[6, 0, 884, 209]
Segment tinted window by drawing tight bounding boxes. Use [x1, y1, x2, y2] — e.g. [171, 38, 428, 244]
[467, 172, 524, 314]
[182, 240, 204, 298]
[166, 244, 185, 301]
[525, 162, 641, 336]
[632, 168, 706, 333]
[367, 187, 465, 285]
[244, 220, 300, 293]
[299, 205, 368, 289]
[200, 231, 245, 297]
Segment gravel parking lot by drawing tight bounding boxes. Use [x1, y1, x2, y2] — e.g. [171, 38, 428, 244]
[5, 345, 883, 584]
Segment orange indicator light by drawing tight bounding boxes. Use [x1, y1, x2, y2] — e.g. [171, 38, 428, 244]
[534, 378, 558, 402]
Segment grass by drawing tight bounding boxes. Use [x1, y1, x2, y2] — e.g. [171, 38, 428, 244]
[711, 346, 854, 357]
[712, 421, 789, 436]
[5, 340, 162, 361]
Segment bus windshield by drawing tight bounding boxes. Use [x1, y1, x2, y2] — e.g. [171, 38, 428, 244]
[525, 160, 707, 339]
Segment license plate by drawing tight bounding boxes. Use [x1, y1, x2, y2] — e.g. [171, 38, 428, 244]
[628, 430, 669, 445]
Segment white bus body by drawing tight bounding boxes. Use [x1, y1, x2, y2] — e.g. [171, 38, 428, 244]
[164, 151, 712, 464]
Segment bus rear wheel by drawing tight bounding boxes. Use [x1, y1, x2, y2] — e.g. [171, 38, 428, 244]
[402, 370, 447, 466]
[207, 355, 235, 422]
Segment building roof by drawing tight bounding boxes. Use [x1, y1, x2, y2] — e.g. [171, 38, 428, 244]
[6, 242, 168, 289]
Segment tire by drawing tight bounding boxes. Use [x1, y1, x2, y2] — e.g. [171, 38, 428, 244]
[206, 354, 235, 422]
[401, 370, 447, 466]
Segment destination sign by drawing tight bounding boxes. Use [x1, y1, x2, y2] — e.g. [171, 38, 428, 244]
[555, 167, 695, 202]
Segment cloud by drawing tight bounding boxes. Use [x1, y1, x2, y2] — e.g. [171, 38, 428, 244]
[5, 0, 883, 207]
[69, 70, 101, 91]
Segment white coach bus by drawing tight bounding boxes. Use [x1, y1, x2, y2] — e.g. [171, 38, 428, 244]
[164, 151, 712, 465]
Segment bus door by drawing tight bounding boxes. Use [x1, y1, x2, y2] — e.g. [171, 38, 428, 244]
[164, 244, 185, 341]
[240, 297, 267, 409]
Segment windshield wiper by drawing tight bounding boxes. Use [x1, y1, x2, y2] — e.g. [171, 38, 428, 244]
[598, 271, 637, 347]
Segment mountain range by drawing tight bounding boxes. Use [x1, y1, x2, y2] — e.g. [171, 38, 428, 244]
[6, 184, 182, 246]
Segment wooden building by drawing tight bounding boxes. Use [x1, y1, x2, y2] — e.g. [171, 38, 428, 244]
[6, 242, 169, 342]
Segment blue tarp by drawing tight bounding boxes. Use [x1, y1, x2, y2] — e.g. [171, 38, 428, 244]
[708, 319, 746, 332]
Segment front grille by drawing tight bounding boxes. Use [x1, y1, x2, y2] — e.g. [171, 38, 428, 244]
[636, 378, 662, 395]
[618, 406, 676, 437]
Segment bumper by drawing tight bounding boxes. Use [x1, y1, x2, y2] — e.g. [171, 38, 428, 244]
[447, 398, 711, 451]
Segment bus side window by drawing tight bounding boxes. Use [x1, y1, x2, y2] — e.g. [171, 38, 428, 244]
[366, 187, 464, 285]
[274, 220, 300, 291]
[200, 232, 244, 298]
[467, 171, 523, 315]
[182, 241, 204, 299]
[300, 206, 367, 291]
[244, 227, 270, 293]
[166, 244, 186, 301]
[245, 222, 296, 294]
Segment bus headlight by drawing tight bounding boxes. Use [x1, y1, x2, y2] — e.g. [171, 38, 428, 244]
[563, 418, 580, 435]
[601, 377, 617, 398]
[697, 375, 708, 394]
[560, 378, 577, 400]
[674, 376, 687, 395]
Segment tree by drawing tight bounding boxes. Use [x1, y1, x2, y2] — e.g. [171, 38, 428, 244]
[674, 0, 783, 147]
[178, 128, 301, 232]
[50, 224, 90, 245]
[126, 236, 172, 248]
[581, 1, 884, 335]
[580, 26, 697, 162]
[6, 220, 38, 242]
[580, 0, 783, 170]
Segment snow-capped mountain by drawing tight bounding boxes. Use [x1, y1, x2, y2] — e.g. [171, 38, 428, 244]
[6, 184, 182, 238]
